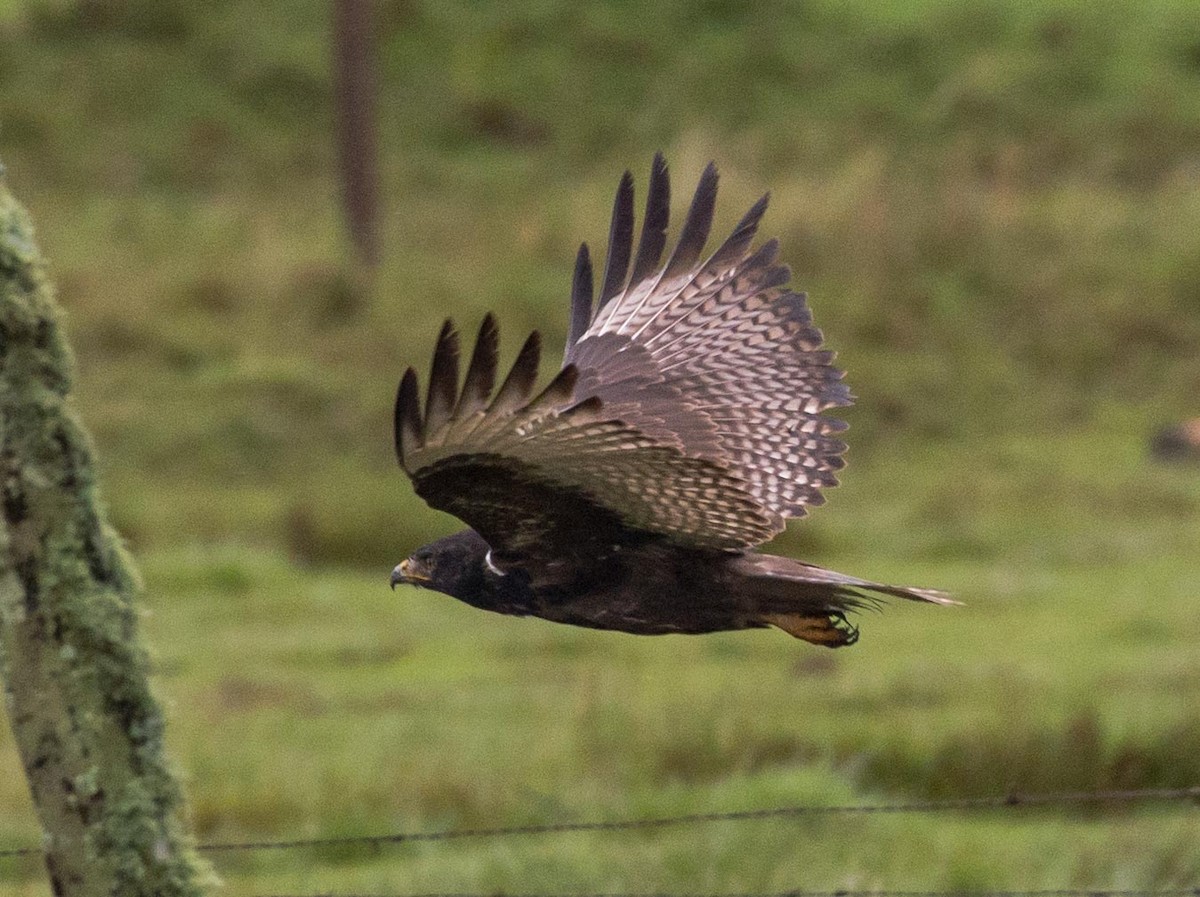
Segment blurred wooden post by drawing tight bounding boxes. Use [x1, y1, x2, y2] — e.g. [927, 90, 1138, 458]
[0, 183, 212, 894]
[333, 0, 380, 272]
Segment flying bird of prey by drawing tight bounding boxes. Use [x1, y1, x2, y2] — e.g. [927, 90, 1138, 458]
[391, 155, 950, 647]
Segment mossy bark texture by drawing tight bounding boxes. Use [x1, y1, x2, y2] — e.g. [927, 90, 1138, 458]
[0, 183, 211, 895]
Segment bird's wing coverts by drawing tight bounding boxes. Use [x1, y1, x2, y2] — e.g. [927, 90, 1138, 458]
[395, 317, 778, 560]
[397, 156, 852, 556]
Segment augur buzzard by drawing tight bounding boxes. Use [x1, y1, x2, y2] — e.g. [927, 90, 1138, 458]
[391, 156, 950, 647]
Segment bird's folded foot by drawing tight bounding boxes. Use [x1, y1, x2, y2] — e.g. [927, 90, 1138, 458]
[761, 610, 860, 647]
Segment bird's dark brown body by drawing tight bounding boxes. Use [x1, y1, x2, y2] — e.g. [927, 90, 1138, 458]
[390, 157, 949, 646]
[397, 528, 846, 637]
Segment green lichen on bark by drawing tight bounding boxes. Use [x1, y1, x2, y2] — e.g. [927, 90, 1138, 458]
[0, 180, 212, 895]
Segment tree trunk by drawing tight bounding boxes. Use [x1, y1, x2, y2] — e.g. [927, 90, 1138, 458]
[0, 184, 212, 894]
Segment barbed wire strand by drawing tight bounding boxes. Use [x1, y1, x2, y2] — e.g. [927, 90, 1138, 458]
[248, 888, 1200, 897]
[2, 783, 1196, 861]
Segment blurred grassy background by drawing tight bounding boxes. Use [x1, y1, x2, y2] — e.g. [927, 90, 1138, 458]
[1, 0, 1199, 894]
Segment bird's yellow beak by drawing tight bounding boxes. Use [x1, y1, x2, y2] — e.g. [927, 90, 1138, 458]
[390, 557, 431, 589]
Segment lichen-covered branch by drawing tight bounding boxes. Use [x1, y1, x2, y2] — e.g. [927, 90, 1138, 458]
[0, 182, 212, 895]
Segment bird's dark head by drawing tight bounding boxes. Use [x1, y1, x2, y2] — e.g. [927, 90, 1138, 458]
[391, 529, 490, 600]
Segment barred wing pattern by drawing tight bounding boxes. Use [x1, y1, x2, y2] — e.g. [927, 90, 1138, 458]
[394, 318, 778, 562]
[571, 154, 853, 522]
[396, 156, 852, 563]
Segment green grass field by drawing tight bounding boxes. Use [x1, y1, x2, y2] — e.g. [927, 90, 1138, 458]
[2, 0, 1200, 893]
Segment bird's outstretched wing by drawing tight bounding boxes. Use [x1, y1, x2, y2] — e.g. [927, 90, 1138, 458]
[395, 156, 851, 564]
[395, 317, 777, 569]
[568, 153, 853, 524]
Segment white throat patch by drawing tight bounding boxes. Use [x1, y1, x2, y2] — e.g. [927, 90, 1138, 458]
[484, 549, 507, 577]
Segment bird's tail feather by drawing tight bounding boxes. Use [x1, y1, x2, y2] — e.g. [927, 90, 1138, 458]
[733, 553, 956, 648]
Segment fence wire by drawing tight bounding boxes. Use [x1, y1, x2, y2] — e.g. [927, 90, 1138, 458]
[249, 888, 1200, 897]
[1, 784, 1197, 861]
